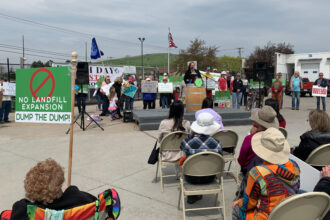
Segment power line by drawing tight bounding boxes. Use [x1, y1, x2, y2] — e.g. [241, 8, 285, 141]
[0, 12, 171, 51]
[0, 49, 71, 61]
[0, 43, 70, 57]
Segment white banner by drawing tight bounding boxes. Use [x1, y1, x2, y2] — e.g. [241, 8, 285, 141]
[15, 111, 71, 124]
[158, 82, 173, 93]
[312, 85, 327, 97]
[2, 82, 16, 96]
[89, 66, 124, 88]
[123, 66, 136, 74]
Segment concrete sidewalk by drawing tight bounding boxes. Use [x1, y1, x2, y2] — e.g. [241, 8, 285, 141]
[0, 95, 328, 219]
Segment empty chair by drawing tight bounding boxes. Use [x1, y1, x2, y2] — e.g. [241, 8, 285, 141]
[306, 144, 330, 169]
[155, 131, 188, 192]
[178, 152, 226, 220]
[268, 192, 330, 220]
[212, 129, 239, 182]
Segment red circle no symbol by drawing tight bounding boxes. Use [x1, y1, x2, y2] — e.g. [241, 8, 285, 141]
[30, 68, 55, 100]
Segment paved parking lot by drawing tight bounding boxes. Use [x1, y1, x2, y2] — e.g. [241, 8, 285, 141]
[0, 95, 329, 219]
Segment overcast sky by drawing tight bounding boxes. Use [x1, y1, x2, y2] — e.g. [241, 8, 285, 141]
[1, 0, 330, 64]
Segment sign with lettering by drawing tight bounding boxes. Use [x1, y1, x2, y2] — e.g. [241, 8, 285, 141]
[2, 82, 16, 96]
[89, 66, 124, 88]
[214, 90, 231, 103]
[158, 82, 173, 93]
[141, 80, 158, 93]
[15, 67, 71, 124]
[312, 85, 327, 97]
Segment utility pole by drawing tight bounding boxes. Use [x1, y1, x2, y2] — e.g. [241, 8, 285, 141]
[7, 58, 10, 82]
[20, 35, 25, 69]
[138, 37, 145, 79]
[85, 42, 87, 62]
[237, 47, 243, 57]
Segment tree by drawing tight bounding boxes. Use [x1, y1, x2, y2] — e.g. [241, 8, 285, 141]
[172, 38, 218, 72]
[44, 60, 53, 67]
[216, 56, 243, 73]
[31, 60, 45, 68]
[244, 42, 294, 69]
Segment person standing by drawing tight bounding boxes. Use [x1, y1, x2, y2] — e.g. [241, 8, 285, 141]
[203, 66, 213, 98]
[142, 77, 156, 109]
[314, 72, 327, 111]
[232, 73, 243, 109]
[124, 77, 135, 110]
[271, 73, 283, 109]
[241, 74, 249, 107]
[0, 78, 12, 123]
[160, 76, 171, 109]
[99, 76, 112, 116]
[290, 71, 303, 110]
[218, 71, 227, 91]
[184, 62, 201, 84]
[113, 77, 123, 117]
[279, 72, 285, 108]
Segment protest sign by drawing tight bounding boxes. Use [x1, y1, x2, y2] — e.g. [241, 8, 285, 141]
[75, 84, 89, 94]
[159, 75, 183, 87]
[2, 82, 16, 96]
[312, 85, 327, 97]
[203, 77, 218, 90]
[289, 154, 320, 192]
[123, 66, 136, 74]
[89, 66, 124, 88]
[15, 67, 71, 124]
[214, 90, 231, 103]
[158, 82, 173, 93]
[123, 84, 137, 98]
[249, 79, 264, 89]
[141, 80, 158, 93]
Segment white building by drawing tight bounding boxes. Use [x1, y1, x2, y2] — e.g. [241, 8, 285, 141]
[275, 52, 330, 82]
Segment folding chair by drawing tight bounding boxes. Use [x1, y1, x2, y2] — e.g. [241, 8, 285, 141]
[268, 192, 330, 220]
[212, 129, 239, 182]
[178, 152, 226, 220]
[279, 127, 288, 139]
[155, 131, 188, 192]
[305, 144, 330, 169]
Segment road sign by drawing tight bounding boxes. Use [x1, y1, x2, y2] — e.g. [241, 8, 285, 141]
[15, 67, 72, 124]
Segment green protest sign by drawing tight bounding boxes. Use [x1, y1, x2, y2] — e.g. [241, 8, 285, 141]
[214, 90, 231, 103]
[159, 76, 183, 87]
[15, 67, 72, 124]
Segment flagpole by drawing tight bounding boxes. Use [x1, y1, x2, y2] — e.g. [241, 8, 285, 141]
[168, 27, 170, 74]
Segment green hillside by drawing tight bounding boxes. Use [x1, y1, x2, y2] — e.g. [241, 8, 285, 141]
[102, 53, 179, 67]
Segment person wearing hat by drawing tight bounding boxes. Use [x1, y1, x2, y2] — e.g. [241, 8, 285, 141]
[202, 67, 213, 98]
[160, 75, 171, 109]
[232, 127, 300, 220]
[142, 77, 156, 109]
[238, 106, 279, 174]
[232, 73, 243, 109]
[180, 112, 222, 204]
[218, 71, 227, 91]
[271, 73, 284, 109]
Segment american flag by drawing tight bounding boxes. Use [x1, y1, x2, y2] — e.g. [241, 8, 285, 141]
[168, 32, 178, 48]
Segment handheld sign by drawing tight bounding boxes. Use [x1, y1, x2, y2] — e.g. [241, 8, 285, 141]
[2, 82, 16, 96]
[158, 82, 173, 93]
[141, 80, 158, 93]
[312, 85, 327, 97]
[15, 67, 72, 124]
[194, 78, 203, 87]
[123, 84, 137, 98]
[214, 90, 231, 103]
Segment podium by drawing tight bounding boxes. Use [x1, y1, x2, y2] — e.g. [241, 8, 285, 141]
[185, 85, 206, 111]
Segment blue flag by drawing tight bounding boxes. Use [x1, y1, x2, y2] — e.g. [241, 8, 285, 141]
[90, 37, 104, 59]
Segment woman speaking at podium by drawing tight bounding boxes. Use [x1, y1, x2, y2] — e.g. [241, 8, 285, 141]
[184, 62, 202, 84]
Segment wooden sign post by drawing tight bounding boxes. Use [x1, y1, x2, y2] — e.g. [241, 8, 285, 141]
[68, 52, 77, 186]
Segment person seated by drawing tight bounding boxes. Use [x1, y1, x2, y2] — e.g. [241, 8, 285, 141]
[158, 100, 190, 161]
[8, 158, 112, 219]
[250, 98, 286, 134]
[293, 110, 330, 162]
[314, 165, 330, 220]
[195, 97, 224, 129]
[232, 128, 300, 220]
[238, 106, 279, 175]
[180, 112, 222, 204]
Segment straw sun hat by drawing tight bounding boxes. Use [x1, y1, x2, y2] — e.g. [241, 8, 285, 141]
[252, 127, 290, 164]
[190, 112, 220, 135]
[250, 106, 279, 129]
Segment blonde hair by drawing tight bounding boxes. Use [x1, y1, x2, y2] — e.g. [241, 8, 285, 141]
[114, 77, 122, 84]
[108, 86, 116, 100]
[309, 110, 330, 132]
[24, 158, 64, 204]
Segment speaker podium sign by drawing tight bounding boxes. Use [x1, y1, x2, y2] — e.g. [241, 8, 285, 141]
[15, 67, 72, 124]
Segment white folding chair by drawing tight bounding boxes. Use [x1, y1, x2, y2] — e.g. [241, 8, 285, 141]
[178, 152, 226, 220]
[155, 131, 188, 192]
[305, 144, 330, 169]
